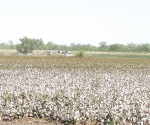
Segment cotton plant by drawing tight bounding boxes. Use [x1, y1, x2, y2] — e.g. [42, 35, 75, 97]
[0, 56, 150, 124]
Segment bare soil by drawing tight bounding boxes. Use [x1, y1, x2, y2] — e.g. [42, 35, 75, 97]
[0, 118, 57, 125]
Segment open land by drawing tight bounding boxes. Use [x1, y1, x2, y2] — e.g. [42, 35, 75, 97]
[0, 54, 150, 125]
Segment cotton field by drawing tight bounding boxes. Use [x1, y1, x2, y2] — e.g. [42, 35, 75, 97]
[0, 56, 150, 125]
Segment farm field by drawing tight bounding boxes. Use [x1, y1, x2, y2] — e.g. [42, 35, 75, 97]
[0, 56, 150, 125]
[1, 49, 150, 57]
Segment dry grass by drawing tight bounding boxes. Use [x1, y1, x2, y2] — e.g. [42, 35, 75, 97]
[0, 49, 17, 55]
[1, 49, 150, 56]
[85, 51, 150, 55]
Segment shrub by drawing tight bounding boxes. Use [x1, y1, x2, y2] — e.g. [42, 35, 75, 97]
[76, 51, 85, 57]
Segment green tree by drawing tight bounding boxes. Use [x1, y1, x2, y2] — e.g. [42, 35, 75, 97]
[99, 41, 108, 51]
[136, 44, 150, 52]
[16, 37, 44, 53]
[108, 44, 126, 52]
[108, 44, 119, 51]
[46, 41, 58, 50]
[8, 40, 13, 49]
[34, 39, 44, 50]
[126, 43, 137, 52]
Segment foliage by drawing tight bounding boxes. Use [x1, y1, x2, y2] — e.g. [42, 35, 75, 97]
[0, 42, 16, 49]
[16, 37, 44, 53]
[98, 41, 108, 51]
[1, 38, 150, 53]
[70, 43, 97, 51]
[76, 51, 85, 57]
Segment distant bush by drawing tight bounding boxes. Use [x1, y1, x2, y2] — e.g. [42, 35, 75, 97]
[76, 51, 85, 57]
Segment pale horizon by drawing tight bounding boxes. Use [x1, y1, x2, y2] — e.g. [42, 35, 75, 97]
[0, 0, 150, 46]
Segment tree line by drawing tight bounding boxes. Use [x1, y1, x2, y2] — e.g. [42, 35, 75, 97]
[0, 37, 150, 53]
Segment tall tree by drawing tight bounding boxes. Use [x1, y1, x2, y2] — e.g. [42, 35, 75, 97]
[16, 37, 44, 53]
[99, 42, 108, 51]
[8, 40, 13, 49]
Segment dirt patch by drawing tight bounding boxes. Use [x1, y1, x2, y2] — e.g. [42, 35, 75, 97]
[0, 118, 57, 125]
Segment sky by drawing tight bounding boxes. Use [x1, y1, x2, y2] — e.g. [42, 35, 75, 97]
[0, 0, 150, 46]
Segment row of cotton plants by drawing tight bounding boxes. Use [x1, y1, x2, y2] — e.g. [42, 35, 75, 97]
[0, 56, 150, 125]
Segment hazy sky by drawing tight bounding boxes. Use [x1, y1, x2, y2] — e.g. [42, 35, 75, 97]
[0, 0, 150, 46]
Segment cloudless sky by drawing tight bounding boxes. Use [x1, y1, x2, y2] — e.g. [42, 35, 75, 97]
[0, 0, 150, 46]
